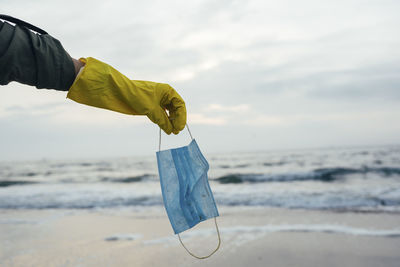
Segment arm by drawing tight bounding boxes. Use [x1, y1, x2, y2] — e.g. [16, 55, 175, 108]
[0, 19, 76, 90]
[0, 16, 186, 134]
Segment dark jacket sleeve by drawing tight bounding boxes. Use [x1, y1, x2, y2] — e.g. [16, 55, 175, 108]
[0, 20, 75, 91]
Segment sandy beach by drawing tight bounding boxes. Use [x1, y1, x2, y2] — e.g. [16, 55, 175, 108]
[1, 207, 400, 267]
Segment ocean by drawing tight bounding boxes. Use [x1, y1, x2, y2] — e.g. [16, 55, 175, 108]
[1, 144, 400, 212]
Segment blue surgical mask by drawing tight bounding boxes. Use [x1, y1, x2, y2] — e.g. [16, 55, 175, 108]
[156, 125, 220, 259]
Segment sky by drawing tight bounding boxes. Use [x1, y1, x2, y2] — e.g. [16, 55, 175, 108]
[1, 0, 400, 161]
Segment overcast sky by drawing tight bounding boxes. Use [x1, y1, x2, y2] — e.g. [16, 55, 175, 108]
[1, 0, 400, 160]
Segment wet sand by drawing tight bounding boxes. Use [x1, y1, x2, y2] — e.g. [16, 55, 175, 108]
[1, 207, 400, 267]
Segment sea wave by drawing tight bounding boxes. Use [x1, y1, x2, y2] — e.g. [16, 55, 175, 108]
[0, 194, 163, 209]
[2, 166, 400, 187]
[0, 180, 39, 187]
[1, 185, 400, 211]
[0, 174, 158, 187]
[1, 146, 400, 211]
[101, 174, 156, 183]
[214, 166, 400, 184]
[215, 191, 400, 210]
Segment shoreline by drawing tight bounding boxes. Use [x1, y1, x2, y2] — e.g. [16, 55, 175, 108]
[1, 207, 400, 267]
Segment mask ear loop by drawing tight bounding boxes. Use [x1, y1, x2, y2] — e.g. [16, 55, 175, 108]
[159, 124, 194, 151]
[178, 217, 221, 259]
[158, 124, 222, 259]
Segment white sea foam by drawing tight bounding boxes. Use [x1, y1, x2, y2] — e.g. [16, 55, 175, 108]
[144, 224, 400, 247]
[143, 236, 177, 246]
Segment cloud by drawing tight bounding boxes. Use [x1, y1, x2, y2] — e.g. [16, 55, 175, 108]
[166, 59, 220, 82]
[186, 103, 251, 126]
[49, 104, 148, 126]
[206, 104, 250, 113]
[1, 0, 400, 159]
[189, 113, 227, 125]
[304, 62, 400, 101]
[244, 115, 285, 126]
[0, 97, 147, 127]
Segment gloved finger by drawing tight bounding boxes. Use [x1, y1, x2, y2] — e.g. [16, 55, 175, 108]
[169, 102, 186, 135]
[147, 106, 173, 135]
[160, 84, 187, 134]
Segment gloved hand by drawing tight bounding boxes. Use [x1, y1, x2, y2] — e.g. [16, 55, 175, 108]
[67, 57, 187, 134]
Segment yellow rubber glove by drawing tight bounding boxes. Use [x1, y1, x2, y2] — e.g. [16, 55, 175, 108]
[67, 57, 186, 134]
